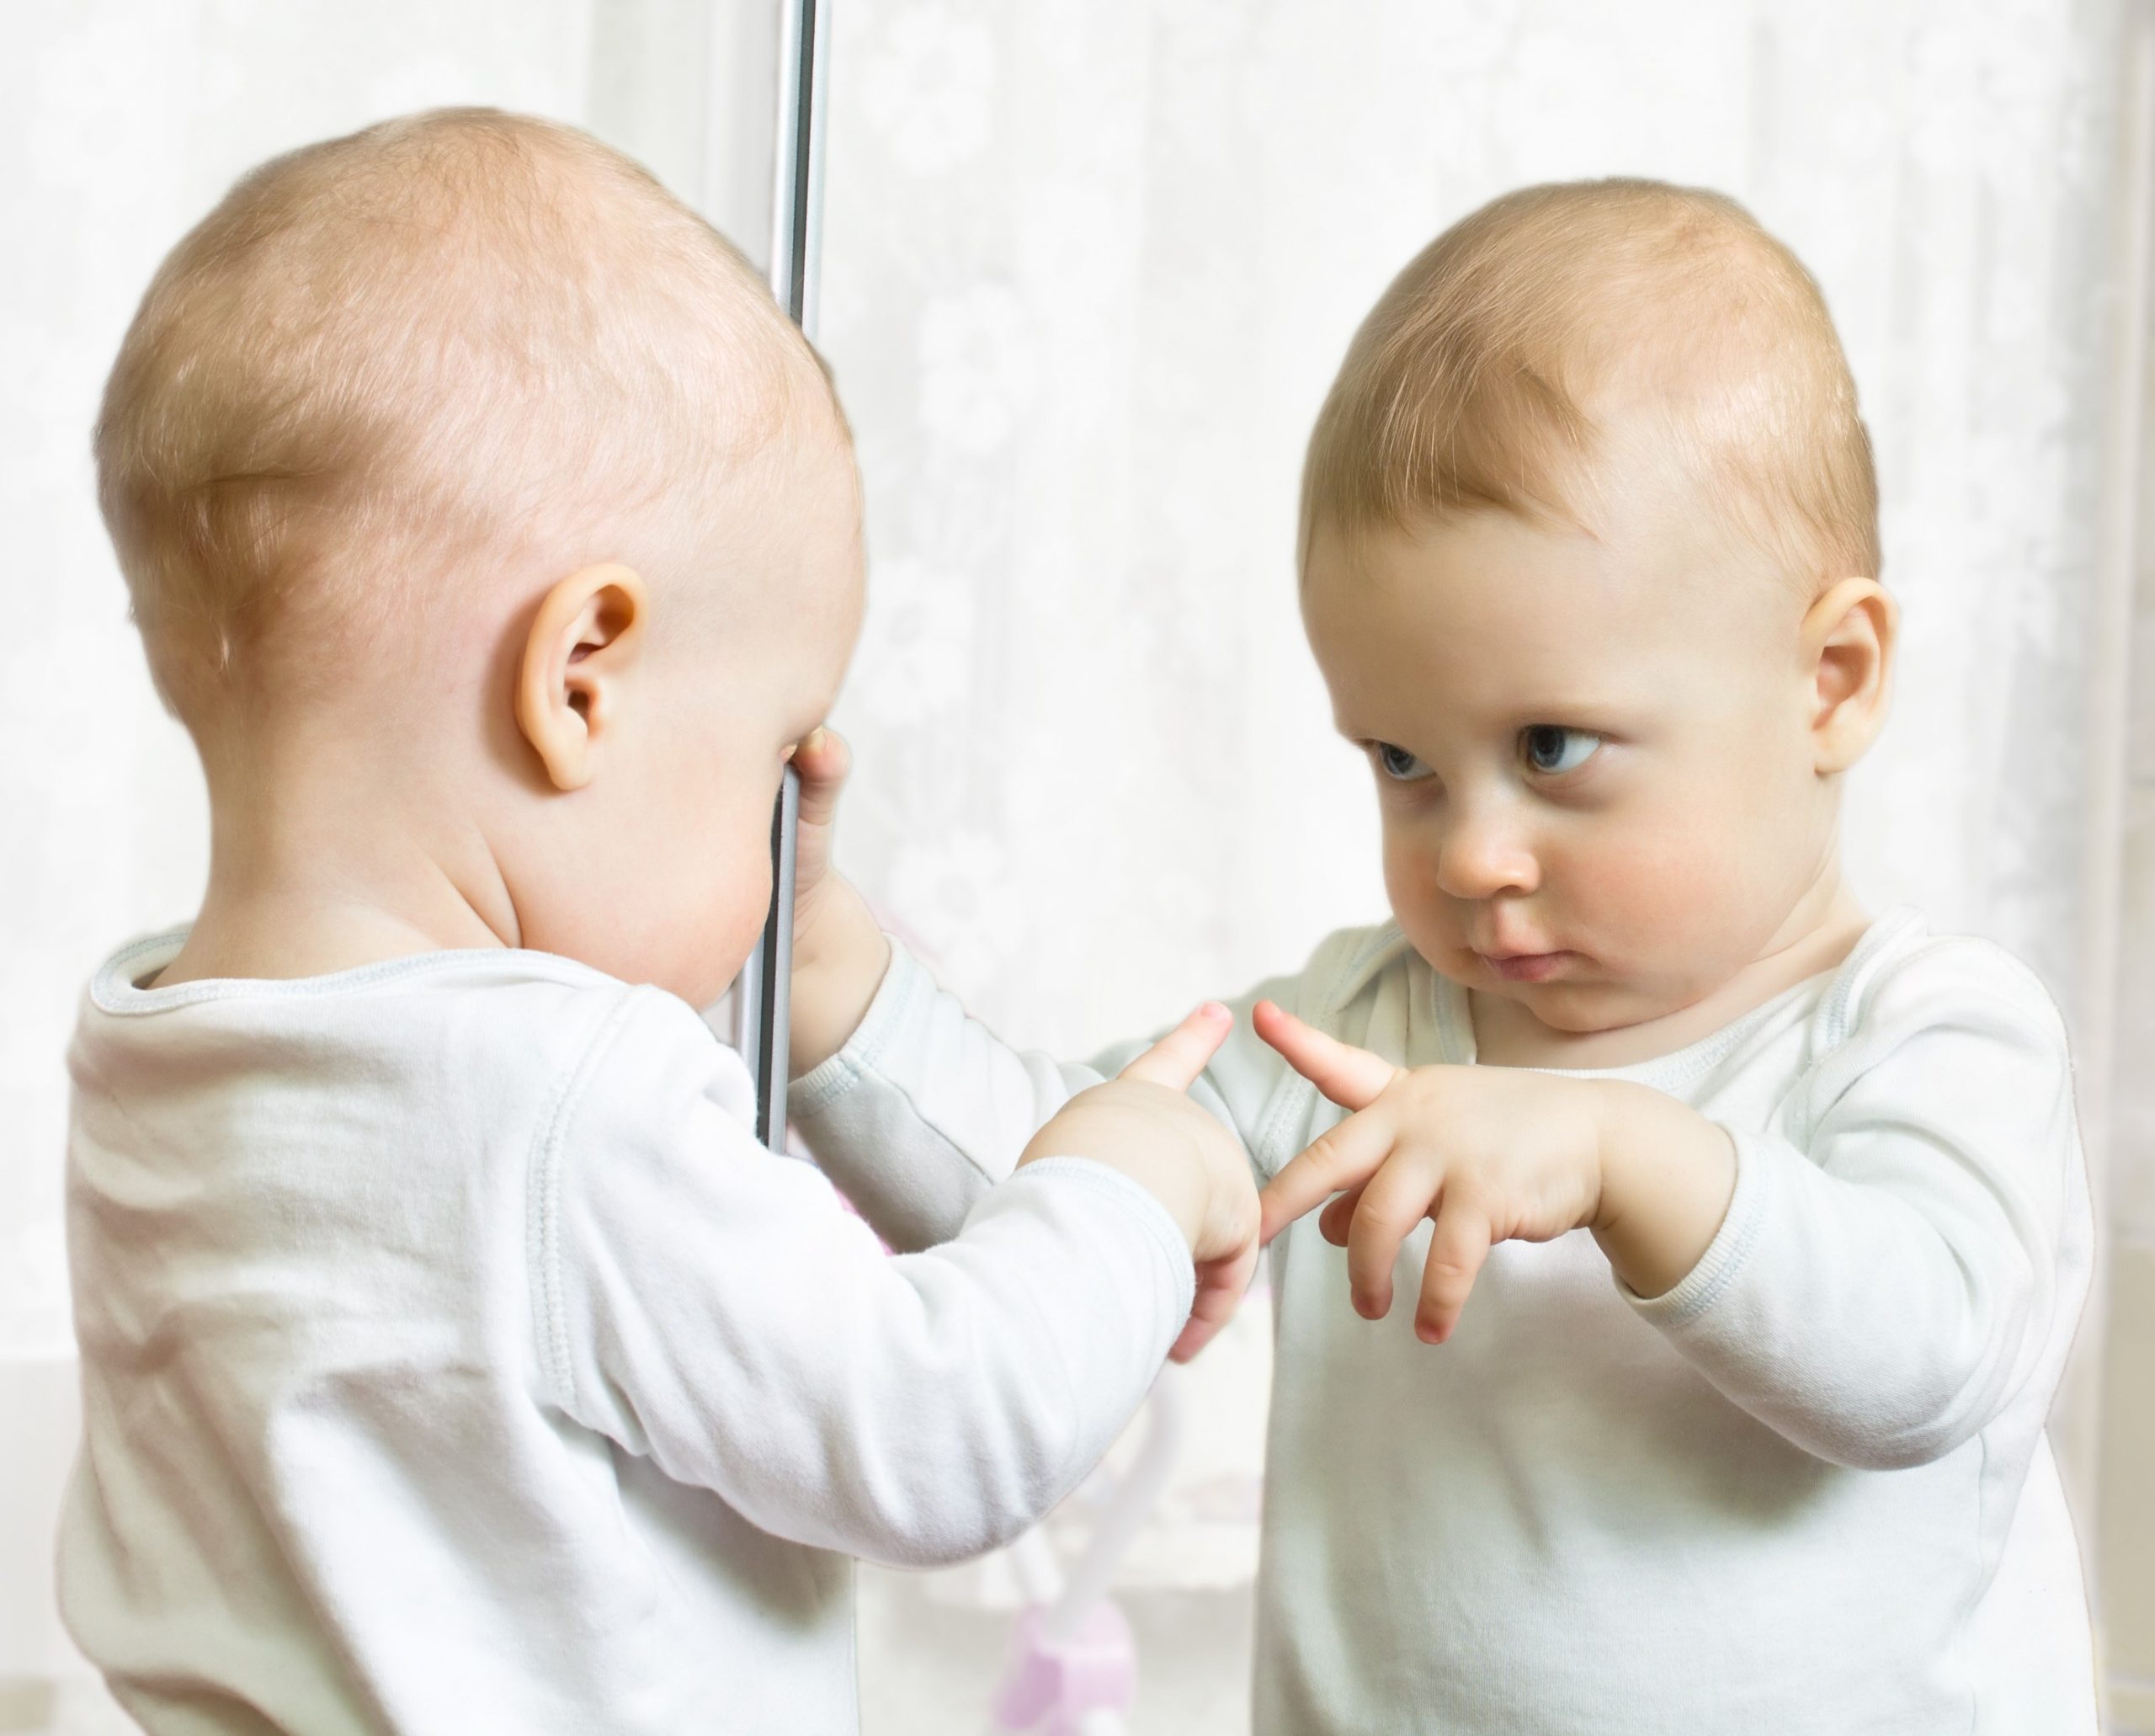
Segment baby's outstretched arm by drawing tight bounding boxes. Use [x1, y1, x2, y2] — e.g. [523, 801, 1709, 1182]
[1253, 1002, 1736, 1340]
[778, 729, 1262, 1359]
[1256, 947, 2087, 1474]
[548, 991, 1255, 1568]
[781, 728, 1291, 1268]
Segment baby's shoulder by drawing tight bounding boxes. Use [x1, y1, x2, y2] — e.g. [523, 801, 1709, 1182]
[1812, 908, 2069, 1062]
[323, 956, 682, 1109]
[74, 938, 742, 1146]
[1791, 912, 2073, 1145]
[388, 967, 760, 1158]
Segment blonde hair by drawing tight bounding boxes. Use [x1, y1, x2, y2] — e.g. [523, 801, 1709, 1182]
[1301, 178, 1879, 593]
[96, 108, 836, 731]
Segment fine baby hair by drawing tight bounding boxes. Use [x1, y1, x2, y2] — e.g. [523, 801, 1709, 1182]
[94, 108, 828, 737]
[1303, 178, 1881, 597]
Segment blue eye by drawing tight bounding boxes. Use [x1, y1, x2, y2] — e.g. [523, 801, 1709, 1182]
[1522, 726, 1601, 775]
[1375, 742, 1431, 781]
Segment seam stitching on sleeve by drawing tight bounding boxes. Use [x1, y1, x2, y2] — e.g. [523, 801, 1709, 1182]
[790, 943, 926, 1121]
[848, 1042, 1003, 1189]
[1243, 938, 1378, 1172]
[1253, 1072, 1316, 1176]
[787, 1050, 864, 1121]
[844, 943, 929, 1078]
[529, 988, 646, 1409]
[1655, 1148, 1772, 1327]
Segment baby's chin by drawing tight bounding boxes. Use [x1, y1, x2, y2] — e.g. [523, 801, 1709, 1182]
[1450, 953, 1691, 1039]
[1483, 981, 1641, 1036]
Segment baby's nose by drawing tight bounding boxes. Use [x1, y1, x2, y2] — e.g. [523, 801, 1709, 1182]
[1433, 814, 1539, 901]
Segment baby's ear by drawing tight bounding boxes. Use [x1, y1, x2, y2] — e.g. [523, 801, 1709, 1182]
[515, 562, 648, 791]
[1803, 576, 1897, 775]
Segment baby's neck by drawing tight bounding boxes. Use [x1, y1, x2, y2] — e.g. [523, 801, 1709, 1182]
[1470, 873, 1872, 1071]
[154, 741, 517, 988]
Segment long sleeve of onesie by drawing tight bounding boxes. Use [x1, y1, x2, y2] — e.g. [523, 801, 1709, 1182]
[1622, 935, 2088, 1470]
[792, 925, 2088, 1472]
[538, 984, 1195, 1567]
[61, 932, 1221, 1734]
[790, 937, 1316, 1249]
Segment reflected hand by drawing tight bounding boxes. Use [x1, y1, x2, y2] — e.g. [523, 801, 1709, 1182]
[1023, 1003, 1261, 1362]
[1253, 999, 1610, 1343]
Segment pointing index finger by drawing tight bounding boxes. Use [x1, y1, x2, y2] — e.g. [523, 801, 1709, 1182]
[1252, 1000, 1402, 1110]
[1118, 1002, 1232, 1091]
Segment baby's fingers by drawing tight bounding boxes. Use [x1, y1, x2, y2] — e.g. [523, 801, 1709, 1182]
[1170, 1235, 1261, 1363]
[1343, 1153, 1443, 1319]
[1413, 1196, 1493, 1345]
[1119, 1003, 1232, 1092]
[1258, 1109, 1394, 1241]
[1253, 1001, 1401, 1111]
[1318, 1183, 1365, 1247]
[790, 727, 852, 828]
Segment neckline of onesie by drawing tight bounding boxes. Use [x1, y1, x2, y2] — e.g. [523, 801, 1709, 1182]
[88, 926, 621, 1017]
[1428, 906, 1924, 1093]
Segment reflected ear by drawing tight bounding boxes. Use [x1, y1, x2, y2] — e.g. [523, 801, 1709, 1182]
[515, 562, 648, 792]
[1802, 576, 1897, 775]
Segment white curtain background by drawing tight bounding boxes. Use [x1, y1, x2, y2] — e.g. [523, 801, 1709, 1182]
[3, 3, 2147, 1733]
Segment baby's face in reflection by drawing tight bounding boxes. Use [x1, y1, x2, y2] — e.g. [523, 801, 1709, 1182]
[1300, 459, 1845, 1042]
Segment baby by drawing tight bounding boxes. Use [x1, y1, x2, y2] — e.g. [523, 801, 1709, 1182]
[789, 180, 2099, 1731]
[63, 110, 1259, 1733]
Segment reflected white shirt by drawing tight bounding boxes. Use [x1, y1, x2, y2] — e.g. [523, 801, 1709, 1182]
[794, 908, 2098, 1735]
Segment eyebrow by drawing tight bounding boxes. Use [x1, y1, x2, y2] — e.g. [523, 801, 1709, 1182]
[1336, 691, 1650, 737]
[1500, 694, 1649, 722]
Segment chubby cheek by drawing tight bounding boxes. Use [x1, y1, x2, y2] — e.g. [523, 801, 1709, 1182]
[587, 766, 780, 1009]
[666, 802, 778, 1009]
[636, 855, 770, 1010]
[1380, 827, 1461, 967]
[1562, 823, 1726, 962]
[1549, 788, 1789, 1011]
[1381, 799, 1760, 1025]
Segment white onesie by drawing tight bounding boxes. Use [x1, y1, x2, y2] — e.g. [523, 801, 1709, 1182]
[792, 906, 2099, 1734]
[60, 929, 1193, 1735]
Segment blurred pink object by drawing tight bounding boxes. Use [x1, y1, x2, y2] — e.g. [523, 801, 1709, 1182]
[989, 1601, 1136, 1735]
[989, 1371, 1182, 1732]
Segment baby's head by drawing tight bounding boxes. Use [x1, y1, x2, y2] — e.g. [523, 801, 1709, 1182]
[1300, 178, 1893, 1036]
[98, 109, 860, 1004]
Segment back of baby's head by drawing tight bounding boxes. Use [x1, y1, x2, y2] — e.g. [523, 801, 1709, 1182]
[98, 109, 842, 742]
[1303, 178, 1878, 595]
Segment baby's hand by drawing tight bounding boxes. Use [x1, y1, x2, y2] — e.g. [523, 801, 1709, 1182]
[788, 726, 853, 954]
[1253, 1001, 1611, 1344]
[785, 729, 892, 1075]
[1021, 1004, 1261, 1363]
